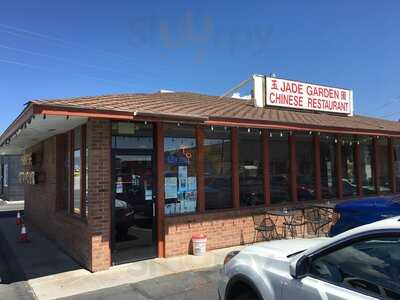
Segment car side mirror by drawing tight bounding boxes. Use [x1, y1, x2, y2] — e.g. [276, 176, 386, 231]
[290, 256, 309, 279]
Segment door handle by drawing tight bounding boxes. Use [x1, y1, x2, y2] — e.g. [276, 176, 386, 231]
[153, 202, 155, 217]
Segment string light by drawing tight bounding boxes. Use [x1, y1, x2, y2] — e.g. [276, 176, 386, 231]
[280, 132, 283, 137]
[247, 128, 251, 133]
[211, 126, 214, 131]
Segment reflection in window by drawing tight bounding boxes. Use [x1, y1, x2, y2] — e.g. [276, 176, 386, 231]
[341, 136, 357, 197]
[296, 132, 315, 201]
[164, 124, 197, 216]
[270, 130, 290, 204]
[320, 134, 337, 199]
[360, 137, 376, 195]
[112, 122, 153, 149]
[394, 139, 400, 192]
[204, 126, 232, 210]
[377, 138, 390, 193]
[310, 236, 400, 299]
[239, 128, 264, 207]
[73, 127, 81, 215]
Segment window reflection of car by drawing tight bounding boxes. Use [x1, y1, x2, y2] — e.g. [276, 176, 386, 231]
[115, 198, 135, 242]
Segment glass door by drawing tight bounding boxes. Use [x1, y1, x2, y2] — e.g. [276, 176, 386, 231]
[112, 150, 157, 264]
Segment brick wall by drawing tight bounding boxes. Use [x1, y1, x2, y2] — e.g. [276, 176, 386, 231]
[24, 119, 112, 272]
[165, 207, 277, 256]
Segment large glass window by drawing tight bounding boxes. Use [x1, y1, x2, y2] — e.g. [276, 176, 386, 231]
[239, 128, 264, 207]
[204, 126, 232, 210]
[164, 124, 197, 216]
[270, 130, 290, 204]
[112, 122, 153, 149]
[296, 132, 315, 201]
[360, 137, 376, 195]
[341, 136, 357, 197]
[320, 134, 337, 199]
[394, 139, 400, 192]
[73, 127, 82, 215]
[377, 137, 390, 193]
[310, 236, 400, 299]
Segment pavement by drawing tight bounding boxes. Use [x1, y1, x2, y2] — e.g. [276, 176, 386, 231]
[61, 267, 220, 300]
[0, 213, 244, 300]
[0, 199, 25, 212]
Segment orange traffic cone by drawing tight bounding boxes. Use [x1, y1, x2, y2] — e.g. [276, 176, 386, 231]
[18, 224, 30, 243]
[16, 211, 22, 226]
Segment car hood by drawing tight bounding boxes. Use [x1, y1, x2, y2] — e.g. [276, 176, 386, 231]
[242, 238, 328, 259]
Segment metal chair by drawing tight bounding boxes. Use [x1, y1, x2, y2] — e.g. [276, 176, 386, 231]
[304, 208, 332, 237]
[252, 215, 278, 243]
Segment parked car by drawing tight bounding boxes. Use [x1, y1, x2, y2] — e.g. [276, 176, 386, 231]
[330, 196, 400, 236]
[219, 216, 400, 300]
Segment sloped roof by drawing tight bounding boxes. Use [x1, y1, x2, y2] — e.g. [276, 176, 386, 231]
[30, 91, 400, 133]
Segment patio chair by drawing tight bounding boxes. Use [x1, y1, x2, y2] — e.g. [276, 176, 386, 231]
[252, 215, 278, 243]
[304, 208, 332, 237]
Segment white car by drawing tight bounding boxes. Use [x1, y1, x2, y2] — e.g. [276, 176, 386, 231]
[219, 216, 400, 300]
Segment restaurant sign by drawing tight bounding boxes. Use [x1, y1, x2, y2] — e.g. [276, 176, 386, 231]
[265, 77, 353, 115]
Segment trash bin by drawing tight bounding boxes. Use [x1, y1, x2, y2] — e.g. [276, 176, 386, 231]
[192, 234, 207, 256]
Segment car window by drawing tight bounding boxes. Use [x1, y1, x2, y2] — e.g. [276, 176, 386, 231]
[309, 236, 400, 299]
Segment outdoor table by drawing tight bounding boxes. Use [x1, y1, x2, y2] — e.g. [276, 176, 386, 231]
[267, 209, 302, 238]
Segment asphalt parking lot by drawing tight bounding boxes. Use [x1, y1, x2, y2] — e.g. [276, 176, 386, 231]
[61, 266, 220, 300]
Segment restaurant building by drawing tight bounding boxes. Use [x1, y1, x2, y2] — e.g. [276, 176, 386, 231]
[1, 75, 400, 272]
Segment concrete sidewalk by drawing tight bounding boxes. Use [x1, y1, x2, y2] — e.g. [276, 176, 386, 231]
[0, 217, 243, 300]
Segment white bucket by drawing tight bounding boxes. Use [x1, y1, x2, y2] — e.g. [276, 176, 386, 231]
[192, 234, 207, 256]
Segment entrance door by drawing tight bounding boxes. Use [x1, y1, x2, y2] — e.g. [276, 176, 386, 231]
[112, 150, 157, 264]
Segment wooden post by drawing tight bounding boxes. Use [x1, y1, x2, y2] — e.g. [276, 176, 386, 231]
[355, 140, 363, 196]
[388, 137, 396, 193]
[231, 127, 240, 208]
[155, 122, 165, 257]
[262, 130, 270, 206]
[373, 137, 380, 194]
[196, 126, 205, 213]
[289, 133, 298, 202]
[313, 133, 322, 201]
[336, 136, 343, 199]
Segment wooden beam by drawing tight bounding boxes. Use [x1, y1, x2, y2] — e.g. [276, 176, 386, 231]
[373, 137, 380, 194]
[262, 130, 270, 206]
[388, 137, 396, 193]
[155, 122, 165, 258]
[196, 126, 205, 213]
[231, 127, 240, 209]
[355, 140, 363, 196]
[313, 133, 322, 201]
[336, 136, 343, 199]
[289, 133, 298, 202]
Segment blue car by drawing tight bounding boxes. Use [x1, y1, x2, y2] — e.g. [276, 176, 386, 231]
[330, 195, 400, 236]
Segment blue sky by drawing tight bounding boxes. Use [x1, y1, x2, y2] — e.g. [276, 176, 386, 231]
[0, 1, 399, 132]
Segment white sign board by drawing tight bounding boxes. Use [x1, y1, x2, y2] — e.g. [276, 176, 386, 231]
[265, 77, 353, 115]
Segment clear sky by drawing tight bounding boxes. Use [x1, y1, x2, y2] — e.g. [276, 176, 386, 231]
[0, 1, 399, 133]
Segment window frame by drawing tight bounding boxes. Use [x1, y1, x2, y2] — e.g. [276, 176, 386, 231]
[305, 230, 400, 299]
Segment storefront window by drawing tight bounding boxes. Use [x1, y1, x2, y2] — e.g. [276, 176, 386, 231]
[112, 122, 153, 149]
[394, 139, 400, 192]
[341, 136, 357, 197]
[320, 134, 337, 199]
[296, 132, 315, 201]
[270, 130, 290, 204]
[204, 126, 232, 210]
[360, 137, 376, 195]
[164, 124, 197, 216]
[238, 128, 264, 206]
[377, 137, 390, 193]
[73, 127, 81, 215]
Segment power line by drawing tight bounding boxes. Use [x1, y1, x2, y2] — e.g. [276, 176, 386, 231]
[0, 23, 169, 79]
[0, 44, 151, 81]
[0, 58, 136, 88]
